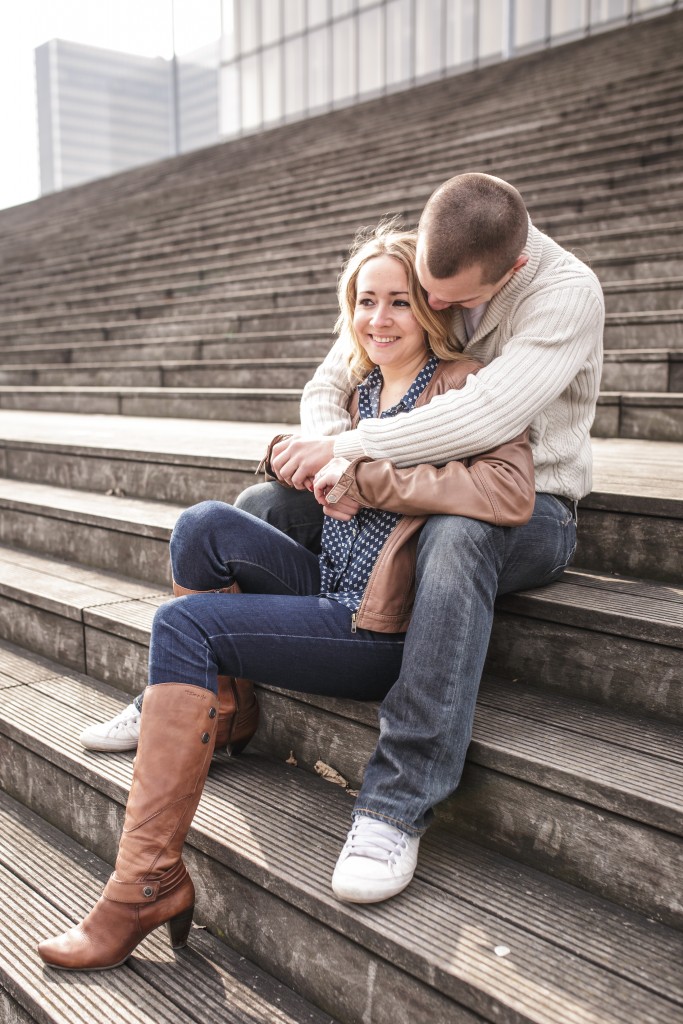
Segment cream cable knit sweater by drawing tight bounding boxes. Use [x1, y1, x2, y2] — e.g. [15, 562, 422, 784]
[300, 221, 605, 501]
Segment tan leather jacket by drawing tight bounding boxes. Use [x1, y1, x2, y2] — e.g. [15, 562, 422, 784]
[264, 357, 536, 633]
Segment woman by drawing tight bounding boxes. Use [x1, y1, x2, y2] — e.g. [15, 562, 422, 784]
[38, 225, 535, 971]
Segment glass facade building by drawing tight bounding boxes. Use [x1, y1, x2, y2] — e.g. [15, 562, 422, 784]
[35, 1, 678, 193]
[35, 39, 220, 194]
[218, 0, 679, 137]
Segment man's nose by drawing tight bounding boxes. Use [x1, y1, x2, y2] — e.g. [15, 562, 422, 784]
[428, 295, 452, 311]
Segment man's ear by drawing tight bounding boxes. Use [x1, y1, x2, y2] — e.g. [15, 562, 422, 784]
[512, 255, 529, 274]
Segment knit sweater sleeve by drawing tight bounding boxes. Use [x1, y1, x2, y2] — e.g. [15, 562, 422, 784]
[331, 281, 604, 466]
[300, 338, 355, 436]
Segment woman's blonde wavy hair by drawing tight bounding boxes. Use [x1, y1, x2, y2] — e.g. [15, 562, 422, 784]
[335, 221, 463, 382]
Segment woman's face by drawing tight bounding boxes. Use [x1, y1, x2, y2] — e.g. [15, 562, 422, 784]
[353, 255, 427, 376]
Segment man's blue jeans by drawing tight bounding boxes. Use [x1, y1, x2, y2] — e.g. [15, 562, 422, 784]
[149, 501, 405, 700]
[234, 483, 577, 835]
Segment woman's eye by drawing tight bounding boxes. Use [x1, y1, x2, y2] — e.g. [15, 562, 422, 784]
[357, 298, 374, 307]
[393, 300, 410, 308]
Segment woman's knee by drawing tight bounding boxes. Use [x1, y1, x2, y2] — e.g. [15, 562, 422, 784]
[152, 597, 190, 636]
[170, 500, 233, 576]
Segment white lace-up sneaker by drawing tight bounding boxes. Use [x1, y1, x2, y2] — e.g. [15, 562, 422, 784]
[332, 814, 420, 903]
[79, 701, 141, 752]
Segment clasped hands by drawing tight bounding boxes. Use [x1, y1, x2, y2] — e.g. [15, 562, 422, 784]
[269, 435, 361, 521]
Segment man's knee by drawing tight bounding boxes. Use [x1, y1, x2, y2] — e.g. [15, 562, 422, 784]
[235, 481, 323, 551]
[416, 515, 503, 584]
[234, 482, 280, 519]
[419, 514, 496, 552]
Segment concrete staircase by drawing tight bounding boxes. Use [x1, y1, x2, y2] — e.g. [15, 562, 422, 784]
[0, 10, 682, 1024]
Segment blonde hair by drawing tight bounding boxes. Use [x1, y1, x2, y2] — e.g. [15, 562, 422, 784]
[335, 221, 462, 382]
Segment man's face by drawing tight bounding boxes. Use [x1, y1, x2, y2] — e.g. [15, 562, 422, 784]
[416, 239, 527, 311]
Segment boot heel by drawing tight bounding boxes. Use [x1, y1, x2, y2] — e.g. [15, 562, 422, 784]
[167, 905, 194, 949]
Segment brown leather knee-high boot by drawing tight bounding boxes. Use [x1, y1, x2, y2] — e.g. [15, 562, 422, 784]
[38, 683, 217, 970]
[173, 580, 259, 755]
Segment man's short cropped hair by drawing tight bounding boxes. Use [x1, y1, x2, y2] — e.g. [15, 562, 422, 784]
[419, 173, 529, 285]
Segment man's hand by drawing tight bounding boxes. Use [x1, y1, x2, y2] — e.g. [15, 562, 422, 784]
[313, 457, 361, 521]
[270, 436, 336, 490]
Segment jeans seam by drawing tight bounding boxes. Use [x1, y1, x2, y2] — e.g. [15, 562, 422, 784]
[226, 557, 314, 597]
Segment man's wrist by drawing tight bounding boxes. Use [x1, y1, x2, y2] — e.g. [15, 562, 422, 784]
[333, 431, 367, 460]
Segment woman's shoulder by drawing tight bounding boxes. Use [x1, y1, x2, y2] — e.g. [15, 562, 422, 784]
[432, 356, 483, 391]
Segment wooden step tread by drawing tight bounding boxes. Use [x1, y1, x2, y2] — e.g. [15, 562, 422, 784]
[0, 479, 183, 534]
[499, 568, 683, 647]
[1, 661, 682, 1024]
[0, 409, 286, 464]
[0, 792, 337, 1024]
[0, 544, 162, 617]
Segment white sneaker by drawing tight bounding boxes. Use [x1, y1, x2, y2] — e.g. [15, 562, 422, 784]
[331, 814, 420, 903]
[79, 701, 141, 752]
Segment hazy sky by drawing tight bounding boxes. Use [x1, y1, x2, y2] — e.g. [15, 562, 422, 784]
[0, 0, 221, 211]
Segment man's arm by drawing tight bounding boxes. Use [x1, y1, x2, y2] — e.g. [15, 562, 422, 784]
[300, 338, 354, 436]
[328, 284, 604, 467]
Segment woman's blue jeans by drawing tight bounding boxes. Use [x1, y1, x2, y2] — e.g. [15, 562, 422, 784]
[232, 483, 577, 835]
[149, 501, 405, 701]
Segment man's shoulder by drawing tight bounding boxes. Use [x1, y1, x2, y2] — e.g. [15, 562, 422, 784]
[530, 225, 604, 301]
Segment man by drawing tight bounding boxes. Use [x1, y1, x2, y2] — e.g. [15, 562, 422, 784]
[84, 173, 604, 905]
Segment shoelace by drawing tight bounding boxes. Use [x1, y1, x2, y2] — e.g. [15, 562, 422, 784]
[344, 818, 408, 863]
[107, 703, 140, 733]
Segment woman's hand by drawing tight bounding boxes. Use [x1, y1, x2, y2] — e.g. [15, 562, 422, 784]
[313, 458, 361, 521]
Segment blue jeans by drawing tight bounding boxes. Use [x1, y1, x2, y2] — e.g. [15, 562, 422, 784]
[149, 501, 405, 701]
[235, 483, 577, 835]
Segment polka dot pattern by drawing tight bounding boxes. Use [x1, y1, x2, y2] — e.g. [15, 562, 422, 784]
[318, 357, 439, 614]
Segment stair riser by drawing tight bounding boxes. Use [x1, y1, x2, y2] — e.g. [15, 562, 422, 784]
[0, 359, 674, 394]
[0, 448, 255, 506]
[0, 598, 86, 675]
[604, 322, 683, 350]
[575, 509, 682, 583]
[590, 256, 683, 281]
[601, 358, 671, 392]
[619, 403, 683, 442]
[604, 290, 683, 314]
[0, 308, 335, 344]
[0, 510, 171, 588]
[592, 399, 683, 442]
[0, 392, 302, 423]
[438, 767, 682, 930]
[0, 336, 330, 365]
[0, 365, 318, 390]
[0, 989, 34, 1024]
[485, 612, 682, 722]
[0, 739, 486, 1024]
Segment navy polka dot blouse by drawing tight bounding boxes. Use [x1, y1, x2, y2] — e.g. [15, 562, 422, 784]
[318, 356, 439, 616]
